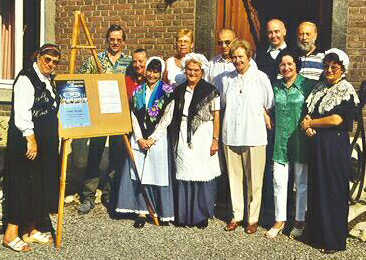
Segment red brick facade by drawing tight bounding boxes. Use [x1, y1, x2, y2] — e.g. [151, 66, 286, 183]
[347, 0, 366, 88]
[54, 0, 365, 86]
[55, 0, 195, 73]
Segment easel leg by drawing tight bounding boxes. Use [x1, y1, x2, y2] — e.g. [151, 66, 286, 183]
[56, 138, 72, 249]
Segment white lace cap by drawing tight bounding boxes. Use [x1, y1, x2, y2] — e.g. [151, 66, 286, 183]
[325, 48, 349, 73]
[145, 56, 166, 79]
[181, 53, 209, 76]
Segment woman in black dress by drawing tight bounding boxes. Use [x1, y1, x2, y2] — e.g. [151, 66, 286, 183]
[3, 44, 61, 252]
[301, 48, 359, 254]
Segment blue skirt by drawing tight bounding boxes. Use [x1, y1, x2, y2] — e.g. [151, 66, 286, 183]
[176, 178, 217, 226]
[115, 158, 175, 222]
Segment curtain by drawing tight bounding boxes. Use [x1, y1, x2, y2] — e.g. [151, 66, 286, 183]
[216, 0, 261, 51]
[1, 0, 15, 79]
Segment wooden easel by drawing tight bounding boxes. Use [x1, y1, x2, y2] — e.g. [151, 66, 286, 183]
[55, 11, 159, 249]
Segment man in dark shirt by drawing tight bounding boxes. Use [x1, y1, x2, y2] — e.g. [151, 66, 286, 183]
[256, 19, 288, 83]
[255, 19, 288, 224]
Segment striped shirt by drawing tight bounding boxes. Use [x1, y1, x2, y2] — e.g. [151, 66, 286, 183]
[299, 50, 324, 81]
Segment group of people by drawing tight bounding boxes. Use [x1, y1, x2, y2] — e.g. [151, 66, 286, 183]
[2, 18, 359, 255]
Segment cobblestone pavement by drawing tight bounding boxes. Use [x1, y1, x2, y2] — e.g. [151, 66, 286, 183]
[0, 203, 365, 260]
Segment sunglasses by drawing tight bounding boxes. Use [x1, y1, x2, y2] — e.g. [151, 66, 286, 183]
[218, 40, 232, 46]
[43, 56, 60, 65]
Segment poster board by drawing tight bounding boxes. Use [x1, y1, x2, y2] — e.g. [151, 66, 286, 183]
[55, 74, 132, 139]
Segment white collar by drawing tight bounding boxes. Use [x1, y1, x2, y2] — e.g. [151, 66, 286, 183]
[214, 54, 231, 63]
[33, 62, 51, 82]
[234, 64, 255, 78]
[267, 42, 287, 53]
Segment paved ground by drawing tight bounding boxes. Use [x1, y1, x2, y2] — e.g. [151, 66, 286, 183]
[0, 202, 365, 260]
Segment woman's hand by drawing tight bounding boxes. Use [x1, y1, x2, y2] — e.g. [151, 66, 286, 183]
[264, 109, 273, 130]
[146, 138, 156, 149]
[210, 139, 219, 156]
[301, 115, 312, 131]
[137, 139, 149, 151]
[137, 138, 156, 151]
[305, 127, 317, 137]
[25, 134, 38, 160]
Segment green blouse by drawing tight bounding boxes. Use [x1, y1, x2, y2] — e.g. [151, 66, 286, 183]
[273, 74, 316, 164]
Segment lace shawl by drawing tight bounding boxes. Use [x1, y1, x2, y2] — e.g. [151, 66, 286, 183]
[306, 79, 360, 115]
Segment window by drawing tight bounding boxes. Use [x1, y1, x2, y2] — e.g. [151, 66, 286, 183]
[0, 0, 15, 81]
[0, 0, 43, 89]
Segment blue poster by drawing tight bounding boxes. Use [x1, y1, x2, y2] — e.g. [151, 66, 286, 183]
[57, 80, 91, 128]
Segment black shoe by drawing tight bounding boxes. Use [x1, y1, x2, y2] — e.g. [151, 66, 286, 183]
[320, 249, 338, 254]
[77, 200, 95, 215]
[133, 217, 146, 228]
[196, 219, 208, 229]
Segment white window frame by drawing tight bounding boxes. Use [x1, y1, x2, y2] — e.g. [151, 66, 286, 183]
[0, 0, 45, 89]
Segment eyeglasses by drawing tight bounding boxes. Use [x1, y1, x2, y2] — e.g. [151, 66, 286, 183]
[43, 56, 59, 65]
[218, 40, 232, 46]
[323, 64, 342, 72]
[109, 37, 123, 43]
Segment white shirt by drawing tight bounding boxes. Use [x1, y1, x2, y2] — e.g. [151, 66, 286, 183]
[166, 56, 186, 86]
[210, 55, 258, 109]
[221, 65, 274, 146]
[207, 55, 258, 84]
[267, 42, 287, 59]
[14, 62, 56, 136]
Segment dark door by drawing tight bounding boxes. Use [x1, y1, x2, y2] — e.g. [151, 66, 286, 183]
[253, 0, 333, 50]
[216, 0, 333, 51]
[23, 0, 40, 67]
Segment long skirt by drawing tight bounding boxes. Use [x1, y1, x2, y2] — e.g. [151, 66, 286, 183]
[115, 158, 175, 222]
[4, 111, 60, 226]
[307, 129, 350, 251]
[176, 178, 217, 226]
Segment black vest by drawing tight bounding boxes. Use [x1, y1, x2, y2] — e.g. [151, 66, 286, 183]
[9, 65, 59, 125]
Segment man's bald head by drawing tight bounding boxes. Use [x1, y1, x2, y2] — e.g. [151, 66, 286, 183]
[266, 19, 287, 48]
[218, 28, 237, 58]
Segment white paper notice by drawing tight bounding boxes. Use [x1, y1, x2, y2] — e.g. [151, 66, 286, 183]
[98, 80, 122, 114]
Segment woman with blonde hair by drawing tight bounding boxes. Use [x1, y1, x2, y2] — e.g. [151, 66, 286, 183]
[165, 29, 194, 86]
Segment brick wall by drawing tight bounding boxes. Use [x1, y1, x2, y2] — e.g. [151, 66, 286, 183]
[347, 0, 366, 88]
[55, 0, 196, 73]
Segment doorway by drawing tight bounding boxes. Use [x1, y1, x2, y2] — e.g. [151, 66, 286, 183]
[216, 0, 333, 51]
[254, 0, 333, 50]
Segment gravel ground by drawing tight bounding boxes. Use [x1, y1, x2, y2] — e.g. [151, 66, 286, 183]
[0, 204, 365, 260]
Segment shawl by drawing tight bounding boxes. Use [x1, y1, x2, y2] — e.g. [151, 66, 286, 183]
[132, 80, 174, 138]
[170, 79, 219, 151]
[306, 78, 359, 115]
